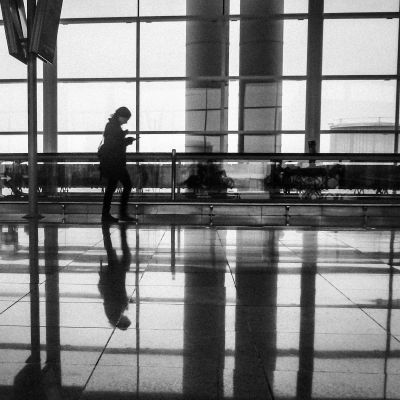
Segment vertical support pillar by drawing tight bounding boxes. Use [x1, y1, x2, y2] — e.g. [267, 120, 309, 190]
[305, 0, 324, 153]
[136, 0, 140, 153]
[27, 0, 38, 218]
[393, 3, 400, 154]
[43, 51, 57, 152]
[219, 0, 230, 153]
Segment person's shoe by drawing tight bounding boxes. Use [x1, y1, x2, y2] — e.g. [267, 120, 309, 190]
[119, 214, 137, 222]
[101, 214, 119, 223]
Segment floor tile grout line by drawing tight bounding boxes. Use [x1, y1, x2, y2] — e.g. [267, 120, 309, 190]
[215, 228, 237, 289]
[319, 273, 398, 341]
[79, 228, 168, 398]
[245, 320, 276, 400]
[323, 229, 396, 267]
[78, 324, 119, 400]
[0, 292, 33, 315]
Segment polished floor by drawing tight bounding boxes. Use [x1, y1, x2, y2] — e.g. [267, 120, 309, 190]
[0, 222, 399, 400]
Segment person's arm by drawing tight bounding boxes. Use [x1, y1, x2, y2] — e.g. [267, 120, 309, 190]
[124, 136, 136, 146]
[124, 133, 139, 146]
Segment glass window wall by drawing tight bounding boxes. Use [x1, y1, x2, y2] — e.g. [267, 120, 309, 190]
[0, 2, 400, 154]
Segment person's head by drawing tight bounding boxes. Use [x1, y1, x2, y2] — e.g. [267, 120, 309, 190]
[114, 106, 131, 125]
[116, 315, 131, 330]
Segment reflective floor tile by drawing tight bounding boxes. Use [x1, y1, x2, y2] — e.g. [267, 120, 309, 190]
[0, 301, 119, 328]
[82, 365, 223, 399]
[138, 271, 236, 287]
[361, 308, 400, 334]
[321, 273, 400, 291]
[0, 362, 93, 400]
[265, 369, 400, 399]
[34, 283, 136, 303]
[136, 285, 237, 305]
[99, 329, 248, 369]
[0, 283, 33, 301]
[1, 223, 400, 399]
[245, 306, 385, 334]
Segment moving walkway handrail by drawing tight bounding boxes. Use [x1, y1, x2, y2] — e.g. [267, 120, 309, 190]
[1, 152, 400, 163]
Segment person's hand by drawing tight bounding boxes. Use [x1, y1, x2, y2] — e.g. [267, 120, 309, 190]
[126, 137, 135, 145]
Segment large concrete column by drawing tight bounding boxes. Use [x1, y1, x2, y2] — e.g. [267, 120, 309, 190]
[239, 0, 283, 153]
[185, 0, 228, 152]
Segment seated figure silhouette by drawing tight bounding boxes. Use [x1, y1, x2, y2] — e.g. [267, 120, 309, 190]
[99, 223, 132, 330]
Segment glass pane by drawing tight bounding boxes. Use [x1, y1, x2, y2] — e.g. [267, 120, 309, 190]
[230, 0, 240, 14]
[321, 133, 395, 153]
[0, 34, 26, 79]
[61, 0, 137, 18]
[141, 22, 185, 77]
[140, 81, 185, 131]
[321, 80, 396, 130]
[58, 24, 136, 78]
[0, 34, 43, 79]
[324, 0, 399, 13]
[283, 20, 308, 76]
[58, 82, 136, 131]
[282, 134, 305, 153]
[139, 0, 186, 16]
[58, 135, 103, 152]
[229, 20, 240, 76]
[282, 80, 306, 130]
[228, 80, 239, 131]
[140, 133, 185, 152]
[284, 0, 309, 13]
[0, 84, 43, 132]
[323, 19, 398, 75]
[0, 135, 27, 153]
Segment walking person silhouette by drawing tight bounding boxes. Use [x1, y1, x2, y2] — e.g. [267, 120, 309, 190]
[98, 106, 137, 223]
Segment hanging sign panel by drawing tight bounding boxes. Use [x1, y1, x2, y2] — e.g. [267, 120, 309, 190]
[29, 0, 63, 64]
[0, 0, 28, 63]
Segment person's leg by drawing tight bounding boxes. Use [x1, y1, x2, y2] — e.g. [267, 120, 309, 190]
[119, 168, 133, 219]
[102, 176, 119, 218]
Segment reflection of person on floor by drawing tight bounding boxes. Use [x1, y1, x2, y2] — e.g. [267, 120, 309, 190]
[99, 223, 132, 330]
